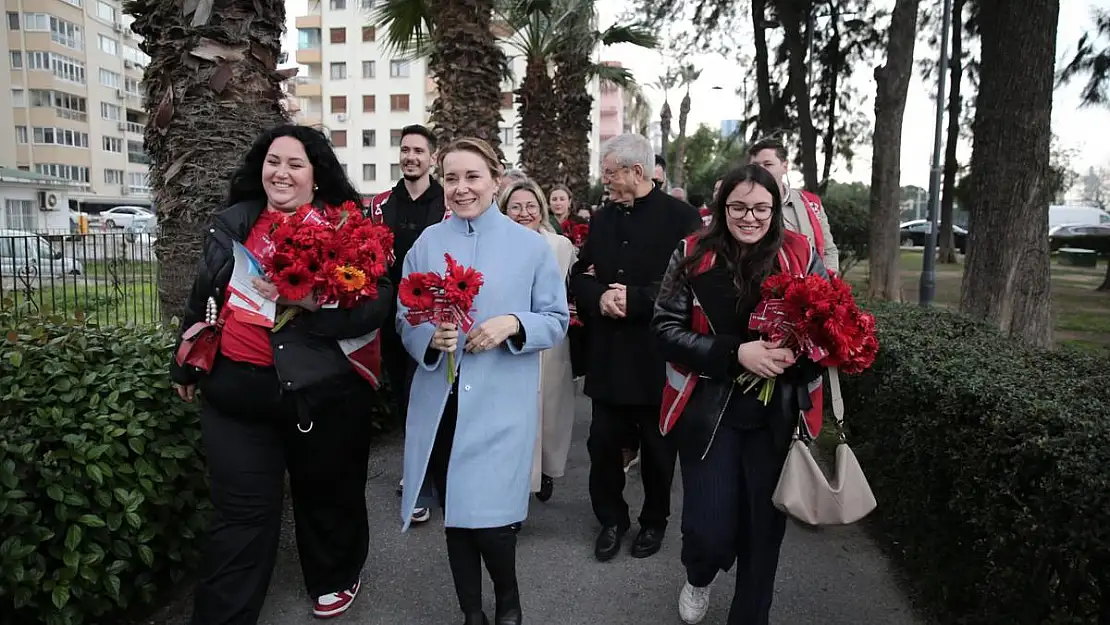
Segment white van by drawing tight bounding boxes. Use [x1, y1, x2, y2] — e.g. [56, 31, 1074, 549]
[0, 229, 84, 278]
[1049, 205, 1110, 229]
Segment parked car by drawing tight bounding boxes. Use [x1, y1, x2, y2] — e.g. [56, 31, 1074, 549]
[1049, 205, 1110, 229]
[94, 206, 155, 231]
[0, 229, 84, 278]
[1048, 223, 1110, 253]
[899, 219, 968, 254]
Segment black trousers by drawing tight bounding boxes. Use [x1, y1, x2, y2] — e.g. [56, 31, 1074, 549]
[381, 323, 416, 416]
[191, 358, 373, 625]
[587, 401, 677, 530]
[428, 388, 520, 618]
[679, 424, 789, 625]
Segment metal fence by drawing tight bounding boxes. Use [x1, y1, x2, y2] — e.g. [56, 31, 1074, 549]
[0, 232, 160, 325]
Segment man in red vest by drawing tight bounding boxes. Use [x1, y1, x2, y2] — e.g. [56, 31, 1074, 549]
[748, 138, 839, 274]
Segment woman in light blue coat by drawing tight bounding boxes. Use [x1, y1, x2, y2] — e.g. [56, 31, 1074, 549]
[398, 137, 569, 625]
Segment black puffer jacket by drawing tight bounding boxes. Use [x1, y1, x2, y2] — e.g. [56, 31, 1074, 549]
[169, 200, 394, 391]
[651, 245, 827, 459]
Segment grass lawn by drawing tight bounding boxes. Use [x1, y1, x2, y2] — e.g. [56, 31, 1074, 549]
[842, 250, 1110, 353]
[1, 266, 160, 326]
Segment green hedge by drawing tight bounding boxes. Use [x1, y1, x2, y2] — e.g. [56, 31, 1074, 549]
[0, 314, 209, 625]
[840, 302, 1110, 624]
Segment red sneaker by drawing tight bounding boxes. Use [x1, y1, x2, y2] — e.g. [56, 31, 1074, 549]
[313, 578, 360, 619]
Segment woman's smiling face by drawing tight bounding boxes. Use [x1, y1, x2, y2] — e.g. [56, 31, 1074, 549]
[506, 189, 542, 230]
[261, 136, 314, 211]
[442, 149, 498, 220]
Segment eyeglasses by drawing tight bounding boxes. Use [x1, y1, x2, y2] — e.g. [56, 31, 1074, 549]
[506, 203, 540, 215]
[725, 203, 773, 221]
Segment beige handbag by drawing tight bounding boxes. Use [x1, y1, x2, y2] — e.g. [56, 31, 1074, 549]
[771, 368, 877, 526]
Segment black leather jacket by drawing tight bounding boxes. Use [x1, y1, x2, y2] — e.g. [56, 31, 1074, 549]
[651, 246, 827, 459]
[169, 200, 393, 391]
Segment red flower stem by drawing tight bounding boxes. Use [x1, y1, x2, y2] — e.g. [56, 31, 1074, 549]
[446, 351, 456, 385]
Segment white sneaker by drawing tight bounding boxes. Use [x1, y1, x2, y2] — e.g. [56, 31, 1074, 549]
[313, 578, 360, 618]
[678, 580, 712, 624]
[411, 507, 431, 523]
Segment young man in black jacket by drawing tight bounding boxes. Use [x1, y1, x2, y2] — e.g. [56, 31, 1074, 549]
[368, 124, 446, 524]
[571, 133, 702, 562]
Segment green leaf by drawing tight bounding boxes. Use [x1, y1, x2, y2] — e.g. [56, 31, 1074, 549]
[86, 463, 104, 486]
[128, 437, 146, 455]
[8, 350, 23, 367]
[47, 484, 65, 502]
[51, 584, 69, 609]
[138, 544, 154, 567]
[77, 514, 106, 528]
[65, 525, 83, 551]
[62, 549, 79, 570]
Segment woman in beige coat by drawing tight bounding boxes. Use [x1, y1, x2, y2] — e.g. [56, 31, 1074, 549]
[500, 179, 577, 502]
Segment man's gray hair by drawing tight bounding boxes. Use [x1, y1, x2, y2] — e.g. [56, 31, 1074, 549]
[504, 168, 528, 181]
[601, 133, 654, 172]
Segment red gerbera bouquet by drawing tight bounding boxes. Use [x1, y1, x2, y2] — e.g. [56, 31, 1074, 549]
[397, 253, 484, 384]
[264, 202, 394, 330]
[561, 219, 589, 249]
[739, 273, 879, 403]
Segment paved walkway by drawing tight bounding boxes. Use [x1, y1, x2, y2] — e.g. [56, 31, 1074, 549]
[148, 391, 924, 625]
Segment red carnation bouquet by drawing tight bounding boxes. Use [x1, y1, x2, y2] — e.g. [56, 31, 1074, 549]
[739, 273, 879, 403]
[561, 219, 589, 249]
[397, 253, 484, 384]
[264, 202, 394, 331]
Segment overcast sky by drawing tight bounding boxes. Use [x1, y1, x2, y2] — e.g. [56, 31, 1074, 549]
[284, 0, 1110, 189]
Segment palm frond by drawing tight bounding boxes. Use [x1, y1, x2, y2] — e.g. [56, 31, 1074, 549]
[599, 24, 658, 49]
[373, 0, 433, 60]
[593, 63, 634, 87]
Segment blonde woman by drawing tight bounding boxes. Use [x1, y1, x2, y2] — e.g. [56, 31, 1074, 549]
[501, 179, 577, 503]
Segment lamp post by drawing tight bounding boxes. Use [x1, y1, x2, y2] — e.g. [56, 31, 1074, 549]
[919, 0, 953, 307]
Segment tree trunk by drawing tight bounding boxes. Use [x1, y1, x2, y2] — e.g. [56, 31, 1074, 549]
[1100, 259, 1110, 291]
[660, 101, 672, 165]
[775, 0, 820, 192]
[125, 0, 289, 323]
[751, 0, 776, 136]
[866, 0, 921, 301]
[818, 3, 841, 191]
[517, 56, 558, 193]
[428, 0, 506, 153]
[938, 0, 965, 264]
[674, 93, 691, 187]
[959, 0, 1059, 348]
[553, 51, 593, 209]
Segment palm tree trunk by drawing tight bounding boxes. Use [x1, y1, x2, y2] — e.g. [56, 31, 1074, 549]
[553, 52, 593, 208]
[125, 0, 290, 323]
[428, 0, 506, 153]
[659, 102, 672, 168]
[674, 93, 691, 187]
[938, 0, 966, 264]
[518, 56, 559, 193]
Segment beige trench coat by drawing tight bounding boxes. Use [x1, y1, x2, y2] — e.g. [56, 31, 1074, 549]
[531, 230, 578, 490]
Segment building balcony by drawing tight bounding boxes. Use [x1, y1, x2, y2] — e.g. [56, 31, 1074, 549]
[296, 47, 321, 65]
[295, 79, 321, 98]
[295, 14, 322, 28]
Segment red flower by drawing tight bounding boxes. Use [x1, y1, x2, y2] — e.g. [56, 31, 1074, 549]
[443, 253, 484, 310]
[399, 272, 437, 311]
[274, 263, 315, 301]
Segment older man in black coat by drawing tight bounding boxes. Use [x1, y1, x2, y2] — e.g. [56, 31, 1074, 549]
[570, 133, 702, 562]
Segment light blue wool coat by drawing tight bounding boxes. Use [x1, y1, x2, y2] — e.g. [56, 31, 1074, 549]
[398, 205, 569, 531]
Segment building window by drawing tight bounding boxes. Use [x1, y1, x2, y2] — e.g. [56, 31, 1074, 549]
[298, 28, 321, 49]
[125, 77, 141, 95]
[362, 95, 375, 112]
[362, 26, 375, 42]
[501, 91, 514, 109]
[362, 129, 375, 147]
[330, 62, 347, 80]
[330, 27, 346, 44]
[3, 200, 36, 231]
[123, 46, 149, 67]
[15, 126, 28, 143]
[32, 127, 89, 148]
[361, 60, 375, 79]
[9, 51, 22, 69]
[500, 126, 514, 146]
[7, 12, 19, 30]
[28, 52, 86, 84]
[103, 136, 123, 152]
[29, 89, 87, 121]
[390, 163, 401, 180]
[127, 171, 149, 192]
[390, 128, 402, 147]
[99, 35, 119, 55]
[11, 88, 25, 107]
[101, 102, 122, 121]
[34, 163, 90, 184]
[127, 141, 147, 164]
[332, 130, 347, 147]
[22, 13, 48, 31]
[389, 60, 409, 78]
[95, 1, 116, 22]
[360, 0, 374, 9]
[390, 94, 410, 112]
[99, 68, 121, 88]
[104, 169, 124, 184]
[36, 16, 83, 51]
[331, 95, 347, 113]
[329, 0, 346, 9]
[362, 164, 376, 181]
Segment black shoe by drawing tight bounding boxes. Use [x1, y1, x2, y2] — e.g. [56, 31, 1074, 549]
[594, 525, 626, 562]
[535, 474, 554, 502]
[494, 587, 522, 625]
[630, 527, 665, 559]
[463, 613, 489, 625]
[509, 521, 522, 533]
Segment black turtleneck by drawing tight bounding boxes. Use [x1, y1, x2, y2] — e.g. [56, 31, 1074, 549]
[381, 178, 446, 285]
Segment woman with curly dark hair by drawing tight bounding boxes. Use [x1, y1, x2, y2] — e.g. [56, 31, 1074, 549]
[171, 124, 393, 624]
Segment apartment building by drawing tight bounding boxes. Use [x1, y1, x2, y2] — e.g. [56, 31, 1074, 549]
[291, 0, 601, 195]
[4, 0, 151, 217]
[598, 61, 623, 143]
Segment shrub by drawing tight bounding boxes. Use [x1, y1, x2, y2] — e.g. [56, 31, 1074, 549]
[840, 302, 1110, 624]
[822, 181, 869, 275]
[0, 313, 209, 625]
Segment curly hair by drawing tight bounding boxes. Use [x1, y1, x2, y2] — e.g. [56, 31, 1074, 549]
[226, 124, 361, 209]
[662, 164, 785, 302]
